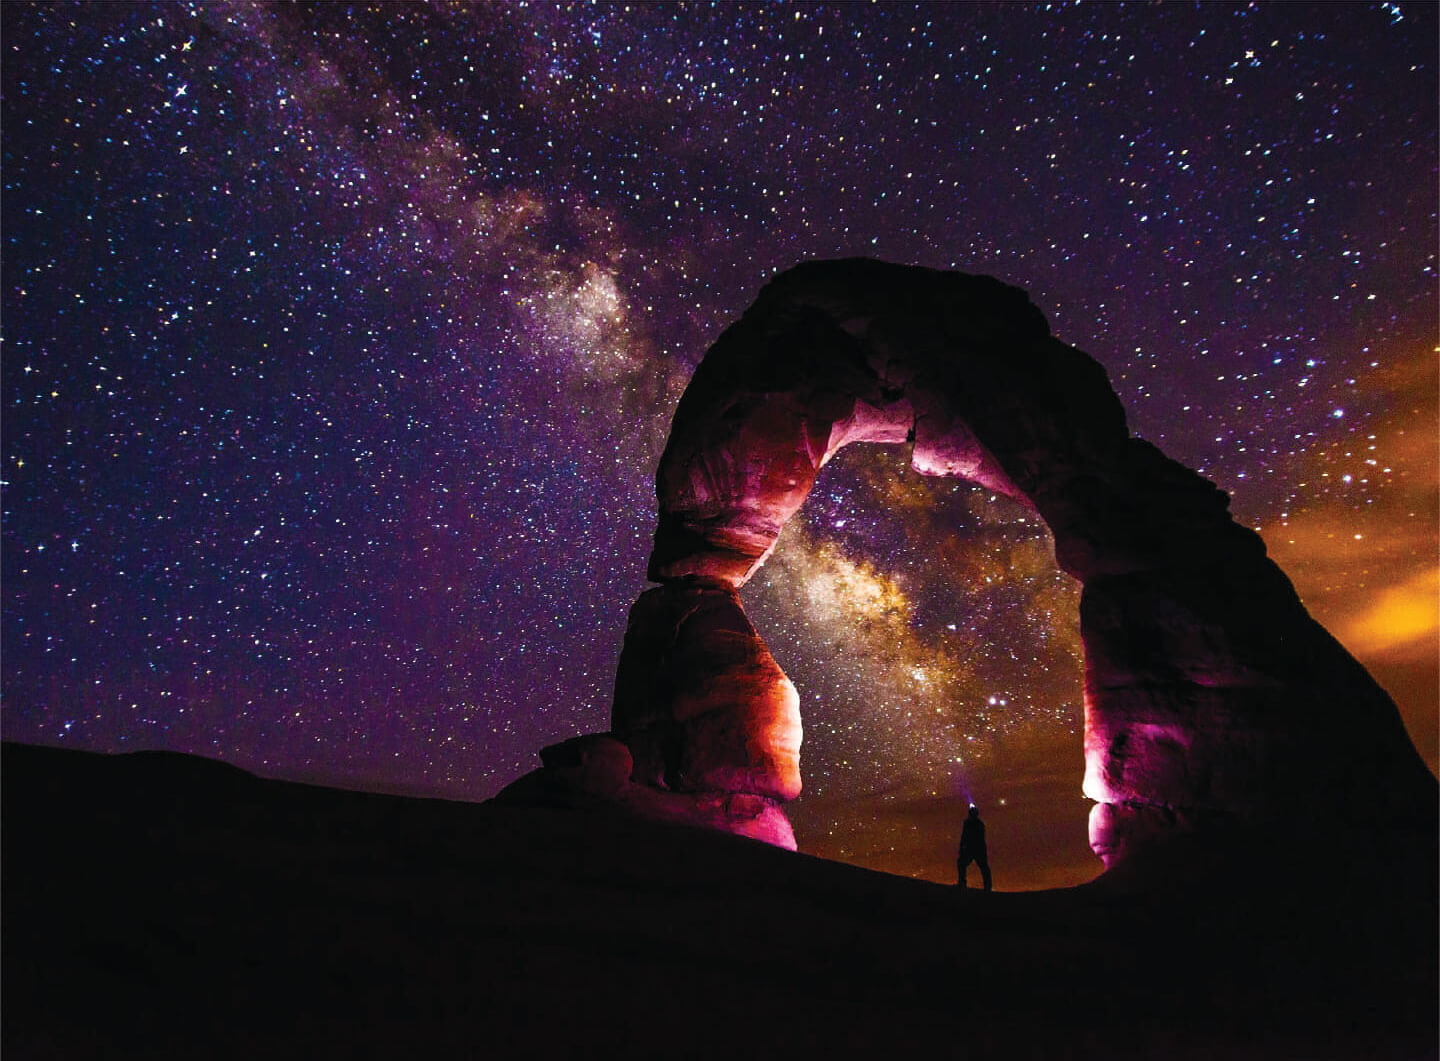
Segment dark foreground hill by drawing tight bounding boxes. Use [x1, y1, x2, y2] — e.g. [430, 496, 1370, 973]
[4, 742, 1435, 1059]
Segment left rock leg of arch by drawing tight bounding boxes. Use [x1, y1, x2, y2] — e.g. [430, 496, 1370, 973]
[611, 581, 802, 804]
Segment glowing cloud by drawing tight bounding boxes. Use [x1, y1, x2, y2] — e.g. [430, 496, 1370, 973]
[1335, 566, 1440, 659]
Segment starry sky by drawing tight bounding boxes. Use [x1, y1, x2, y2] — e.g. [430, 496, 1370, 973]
[3, 1, 1435, 891]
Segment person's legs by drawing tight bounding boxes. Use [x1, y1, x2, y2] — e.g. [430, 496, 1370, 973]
[978, 855, 992, 892]
[957, 854, 971, 888]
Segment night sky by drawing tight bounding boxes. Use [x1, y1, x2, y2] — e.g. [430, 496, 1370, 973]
[4, 1, 1435, 890]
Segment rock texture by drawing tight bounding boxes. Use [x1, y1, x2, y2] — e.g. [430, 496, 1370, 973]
[612, 582, 802, 803]
[515, 258, 1436, 863]
[499, 585, 802, 849]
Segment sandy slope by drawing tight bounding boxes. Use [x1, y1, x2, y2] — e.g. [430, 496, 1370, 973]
[3, 742, 1434, 1059]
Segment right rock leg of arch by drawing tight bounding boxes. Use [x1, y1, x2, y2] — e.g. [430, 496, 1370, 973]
[1062, 441, 1439, 864]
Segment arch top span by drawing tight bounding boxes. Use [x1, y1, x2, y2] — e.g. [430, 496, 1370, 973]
[502, 258, 1436, 867]
[648, 258, 1128, 587]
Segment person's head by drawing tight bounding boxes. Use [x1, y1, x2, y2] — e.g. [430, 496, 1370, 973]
[968, 803, 979, 818]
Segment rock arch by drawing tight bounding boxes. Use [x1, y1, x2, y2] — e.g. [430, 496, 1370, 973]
[512, 259, 1436, 867]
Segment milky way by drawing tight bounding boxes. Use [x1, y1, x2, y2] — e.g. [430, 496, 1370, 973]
[4, 2, 1435, 889]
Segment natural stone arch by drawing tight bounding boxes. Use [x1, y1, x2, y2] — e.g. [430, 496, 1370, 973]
[501, 258, 1434, 868]
[601, 258, 1435, 865]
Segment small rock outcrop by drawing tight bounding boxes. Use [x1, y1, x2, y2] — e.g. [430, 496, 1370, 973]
[501, 258, 1436, 864]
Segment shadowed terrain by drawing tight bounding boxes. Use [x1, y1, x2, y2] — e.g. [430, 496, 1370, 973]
[4, 741, 1435, 1059]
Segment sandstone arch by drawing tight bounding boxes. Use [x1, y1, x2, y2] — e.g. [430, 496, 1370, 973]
[511, 259, 1436, 867]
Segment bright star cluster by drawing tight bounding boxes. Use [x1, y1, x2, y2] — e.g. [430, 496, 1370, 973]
[3, 2, 1434, 889]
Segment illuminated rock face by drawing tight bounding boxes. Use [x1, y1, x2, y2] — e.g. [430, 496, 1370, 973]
[606, 258, 1435, 863]
[613, 582, 802, 803]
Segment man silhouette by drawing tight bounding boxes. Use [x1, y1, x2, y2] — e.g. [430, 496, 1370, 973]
[957, 803, 992, 891]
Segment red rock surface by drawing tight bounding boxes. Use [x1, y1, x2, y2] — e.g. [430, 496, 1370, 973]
[612, 581, 802, 803]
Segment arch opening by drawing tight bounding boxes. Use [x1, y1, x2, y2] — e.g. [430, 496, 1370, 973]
[741, 442, 1092, 887]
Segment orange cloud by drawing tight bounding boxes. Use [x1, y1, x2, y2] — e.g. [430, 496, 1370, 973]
[1262, 350, 1437, 663]
[1258, 349, 1437, 769]
[1334, 565, 1440, 660]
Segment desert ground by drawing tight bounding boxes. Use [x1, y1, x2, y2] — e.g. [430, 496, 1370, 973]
[4, 741, 1434, 1059]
